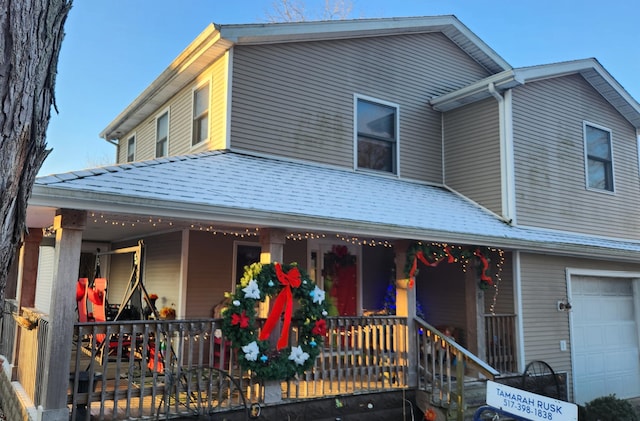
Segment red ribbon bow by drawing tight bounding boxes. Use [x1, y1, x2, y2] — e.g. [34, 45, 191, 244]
[474, 249, 493, 285]
[259, 263, 301, 350]
[232, 310, 249, 329]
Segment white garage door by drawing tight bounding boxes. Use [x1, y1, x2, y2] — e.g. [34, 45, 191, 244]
[572, 276, 640, 404]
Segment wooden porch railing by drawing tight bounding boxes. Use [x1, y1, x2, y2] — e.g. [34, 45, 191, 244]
[0, 299, 19, 362]
[67, 316, 408, 420]
[415, 318, 499, 421]
[484, 314, 517, 373]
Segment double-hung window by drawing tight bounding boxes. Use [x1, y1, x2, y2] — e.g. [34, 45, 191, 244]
[355, 96, 399, 174]
[156, 111, 169, 158]
[584, 122, 614, 192]
[126, 135, 136, 162]
[192, 83, 209, 146]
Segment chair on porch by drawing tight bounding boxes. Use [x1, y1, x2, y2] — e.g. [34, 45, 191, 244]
[91, 278, 132, 361]
[76, 278, 92, 323]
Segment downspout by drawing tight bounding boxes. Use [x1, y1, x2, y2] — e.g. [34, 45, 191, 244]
[488, 83, 516, 225]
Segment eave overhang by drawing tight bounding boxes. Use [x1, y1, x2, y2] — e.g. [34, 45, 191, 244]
[100, 15, 510, 141]
[431, 58, 640, 129]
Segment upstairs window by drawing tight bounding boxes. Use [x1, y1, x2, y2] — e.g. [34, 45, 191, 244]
[156, 111, 169, 158]
[192, 83, 209, 146]
[356, 96, 398, 174]
[126, 135, 136, 162]
[584, 122, 613, 192]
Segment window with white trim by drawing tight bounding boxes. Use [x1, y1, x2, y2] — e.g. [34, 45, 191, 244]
[126, 135, 136, 162]
[192, 83, 209, 146]
[156, 111, 169, 158]
[356, 96, 398, 173]
[584, 122, 613, 192]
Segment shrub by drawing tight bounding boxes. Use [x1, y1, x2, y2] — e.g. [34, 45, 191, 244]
[582, 395, 638, 421]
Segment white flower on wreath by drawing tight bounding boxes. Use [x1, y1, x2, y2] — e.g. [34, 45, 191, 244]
[242, 341, 260, 361]
[288, 345, 310, 366]
[311, 286, 325, 304]
[242, 279, 261, 300]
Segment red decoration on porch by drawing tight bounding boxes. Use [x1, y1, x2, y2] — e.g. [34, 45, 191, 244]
[404, 243, 494, 290]
[312, 319, 327, 336]
[474, 249, 493, 285]
[231, 310, 249, 328]
[221, 262, 328, 381]
[424, 407, 438, 421]
[259, 263, 302, 350]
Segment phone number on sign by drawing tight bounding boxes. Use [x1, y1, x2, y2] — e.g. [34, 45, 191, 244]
[502, 398, 555, 420]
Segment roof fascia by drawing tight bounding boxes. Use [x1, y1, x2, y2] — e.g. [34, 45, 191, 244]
[100, 24, 232, 140]
[220, 15, 510, 73]
[431, 58, 640, 128]
[29, 184, 640, 262]
[430, 70, 522, 111]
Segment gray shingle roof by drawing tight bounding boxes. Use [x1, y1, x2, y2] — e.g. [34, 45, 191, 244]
[33, 150, 640, 259]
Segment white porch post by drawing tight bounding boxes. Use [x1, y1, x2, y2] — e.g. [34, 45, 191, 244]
[394, 240, 418, 387]
[258, 228, 286, 403]
[41, 209, 86, 421]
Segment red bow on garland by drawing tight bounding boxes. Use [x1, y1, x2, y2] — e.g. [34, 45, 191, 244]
[474, 249, 493, 285]
[259, 263, 301, 350]
[232, 310, 249, 328]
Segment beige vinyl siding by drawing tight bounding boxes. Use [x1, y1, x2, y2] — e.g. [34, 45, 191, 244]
[208, 54, 229, 151]
[35, 245, 55, 314]
[519, 252, 640, 400]
[166, 89, 192, 156]
[230, 32, 491, 183]
[185, 232, 238, 318]
[444, 98, 502, 214]
[108, 232, 182, 313]
[116, 55, 229, 163]
[513, 75, 640, 238]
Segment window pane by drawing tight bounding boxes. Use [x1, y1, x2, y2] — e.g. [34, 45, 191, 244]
[127, 137, 135, 162]
[358, 136, 393, 171]
[193, 115, 208, 144]
[194, 85, 208, 116]
[358, 100, 395, 139]
[156, 113, 168, 157]
[586, 126, 611, 160]
[156, 139, 167, 157]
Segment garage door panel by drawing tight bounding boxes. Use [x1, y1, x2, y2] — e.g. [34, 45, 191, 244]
[572, 276, 640, 404]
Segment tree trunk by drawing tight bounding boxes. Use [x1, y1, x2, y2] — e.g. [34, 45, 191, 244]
[0, 0, 72, 309]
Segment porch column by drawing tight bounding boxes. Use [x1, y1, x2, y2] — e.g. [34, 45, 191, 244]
[394, 240, 418, 387]
[11, 229, 44, 369]
[258, 228, 286, 403]
[464, 268, 486, 357]
[41, 209, 86, 421]
[19, 228, 43, 308]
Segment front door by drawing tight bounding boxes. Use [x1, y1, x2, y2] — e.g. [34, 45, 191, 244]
[309, 242, 359, 316]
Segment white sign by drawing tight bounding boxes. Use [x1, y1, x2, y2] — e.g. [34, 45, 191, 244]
[486, 380, 577, 421]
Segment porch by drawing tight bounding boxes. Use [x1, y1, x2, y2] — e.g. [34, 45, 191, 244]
[1, 300, 517, 421]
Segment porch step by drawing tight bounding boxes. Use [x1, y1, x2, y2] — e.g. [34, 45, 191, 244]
[208, 390, 420, 421]
[416, 380, 489, 420]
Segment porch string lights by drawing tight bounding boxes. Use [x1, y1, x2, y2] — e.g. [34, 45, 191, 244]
[72, 215, 506, 313]
[405, 242, 504, 315]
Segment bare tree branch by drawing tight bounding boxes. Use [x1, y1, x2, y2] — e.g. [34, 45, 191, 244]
[265, 0, 354, 22]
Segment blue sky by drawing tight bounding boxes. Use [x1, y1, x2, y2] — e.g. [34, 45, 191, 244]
[41, 0, 640, 175]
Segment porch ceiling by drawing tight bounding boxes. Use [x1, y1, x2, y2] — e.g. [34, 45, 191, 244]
[27, 150, 640, 260]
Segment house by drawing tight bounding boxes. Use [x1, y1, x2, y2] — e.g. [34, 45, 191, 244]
[2, 14, 640, 421]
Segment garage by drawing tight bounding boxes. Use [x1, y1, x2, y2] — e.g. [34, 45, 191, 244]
[571, 275, 640, 404]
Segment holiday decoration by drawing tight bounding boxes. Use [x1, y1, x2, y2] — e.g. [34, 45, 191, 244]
[404, 242, 495, 289]
[222, 262, 328, 380]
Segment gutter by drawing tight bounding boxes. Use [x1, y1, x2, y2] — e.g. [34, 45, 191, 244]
[487, 82, 516, 225]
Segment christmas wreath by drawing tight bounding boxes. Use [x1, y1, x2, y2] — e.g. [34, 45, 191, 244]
[404, 243, 494, 289]
[221, 262, 328, 381]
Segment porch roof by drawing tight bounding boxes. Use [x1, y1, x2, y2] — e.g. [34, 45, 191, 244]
[29, 150, 640, 261]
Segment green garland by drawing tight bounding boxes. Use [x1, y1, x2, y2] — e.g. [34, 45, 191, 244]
[403, 242, 494, 289]
[221, 262, 328, 381]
